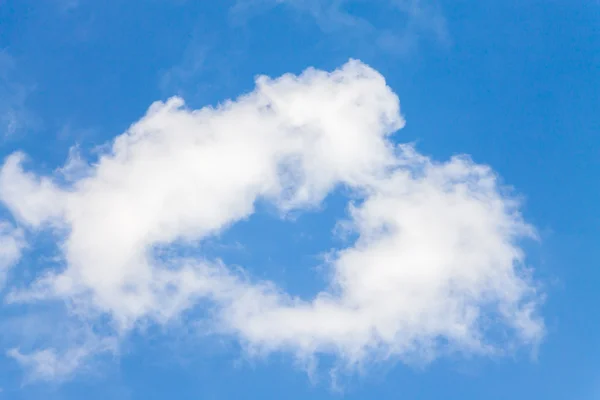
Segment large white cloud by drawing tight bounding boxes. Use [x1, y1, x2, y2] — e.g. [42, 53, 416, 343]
[0, 60, 543, 381]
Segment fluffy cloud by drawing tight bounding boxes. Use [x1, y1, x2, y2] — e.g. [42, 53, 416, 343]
[0, 60, 543, 381]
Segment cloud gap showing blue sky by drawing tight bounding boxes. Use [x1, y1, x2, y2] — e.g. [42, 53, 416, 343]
[0, 0, 599, 399]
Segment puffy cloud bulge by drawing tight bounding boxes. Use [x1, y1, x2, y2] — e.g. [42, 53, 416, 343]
[0, 60, 543, 378]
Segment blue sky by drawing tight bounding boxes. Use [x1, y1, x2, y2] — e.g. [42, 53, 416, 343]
[0, 0, 599, 399]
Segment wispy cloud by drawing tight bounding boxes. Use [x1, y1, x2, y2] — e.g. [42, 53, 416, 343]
[0, 222, 25, 289]
[7, 329, 117, 382]
[231, 0, 449, 55]
[158, 28, 244, 102]
[159, 39, 209, 96]
[54, 0, 80, 13]
[0, 51, 38, 138]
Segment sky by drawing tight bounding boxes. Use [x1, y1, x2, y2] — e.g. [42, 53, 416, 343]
[0, 0, 599, 399]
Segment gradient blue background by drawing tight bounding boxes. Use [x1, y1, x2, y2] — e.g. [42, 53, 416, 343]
[0, 1, 599, 398]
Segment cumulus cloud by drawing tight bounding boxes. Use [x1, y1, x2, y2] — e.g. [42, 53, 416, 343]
[0, 60, 543, 381]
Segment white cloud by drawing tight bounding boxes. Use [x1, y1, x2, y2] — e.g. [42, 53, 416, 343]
[8, 348, 85, 382]
[0, 60, 543, 381]
[0, 222, 25, 289]
[8, 336, 117, 383]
